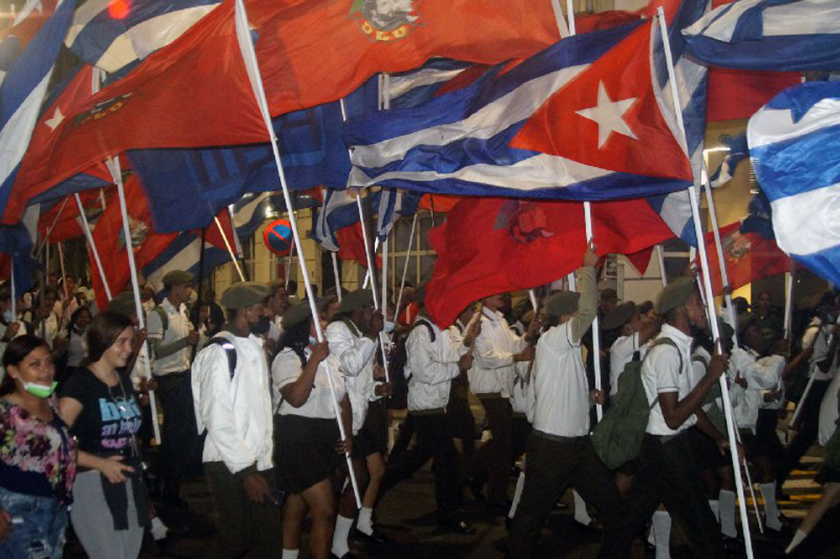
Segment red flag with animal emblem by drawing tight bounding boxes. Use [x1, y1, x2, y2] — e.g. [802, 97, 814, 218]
[425, 197, 674, 327]
[704, 222, 790, 296]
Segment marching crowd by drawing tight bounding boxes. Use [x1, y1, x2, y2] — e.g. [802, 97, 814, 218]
[1, 249, 840, 559]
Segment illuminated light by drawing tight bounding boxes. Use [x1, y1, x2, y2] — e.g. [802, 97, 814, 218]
[108, 0, 130, 20]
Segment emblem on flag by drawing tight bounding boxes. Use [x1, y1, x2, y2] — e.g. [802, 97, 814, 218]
[350, 0, 419, 42]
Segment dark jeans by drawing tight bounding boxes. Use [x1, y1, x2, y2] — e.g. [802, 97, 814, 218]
[155, 371, 202, 500]
[379, 413, 462, 523]
[0, 487, 68, 559]
[466, 396, 513, 504]
[626, 434, 723, 559]
[204, 462, 282, 559]
[448, 387, 477, 458]
[779, 379, 831, 485]
[508, 434, 633, 559]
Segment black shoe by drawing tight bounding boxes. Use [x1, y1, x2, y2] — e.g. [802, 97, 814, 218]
[486, 500, 513, 516]
[331, 553, 358, 559]
[354, 528, 389, 545]
[439, 519, 476, 535]
[722, 534, 745, 556]
[154, 525, 188, 551]
[573, 520, 601, 536]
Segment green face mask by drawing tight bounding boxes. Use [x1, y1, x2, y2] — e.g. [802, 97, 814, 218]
[23, 380, 58, 399]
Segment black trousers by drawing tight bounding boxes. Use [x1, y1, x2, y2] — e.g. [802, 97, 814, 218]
[379, 412, 462, 523]
[155, 371, 202, 499]
[508, 434, 634, 559]
[511, 414, 533, 464]
[447, 391, 477, 458]
[626, 434, 723, 559]
[778, 379, 831, 485]
[466, 396, 513, 504]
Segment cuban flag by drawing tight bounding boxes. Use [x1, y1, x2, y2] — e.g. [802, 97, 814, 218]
[65, 0, 221, 73]
[0, 0, 75, 226]
[748, 80, 840, 285]
[683, 0, 840, 72]
[347, 21, 693, 202]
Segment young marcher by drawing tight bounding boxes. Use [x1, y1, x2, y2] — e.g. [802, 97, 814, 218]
[272, 303, 352, 559]
[59, 312, 148, 559]
[146, 270, 201, 508]
[0, 335, 77, 559]
[192, 282, 281, 559]
[377, 291, 480, 534]
[325, 289, 389, 558]
[467, 291, 536, 513]
[447, 305, 479, 463]
[508, 246, 636, 559]
[626, 278, 732, 559]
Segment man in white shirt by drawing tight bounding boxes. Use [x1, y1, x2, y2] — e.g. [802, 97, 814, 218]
[604, 301, 660, 398]
[192, 281, 281, 559]
[147, 269, 200, 507]
[466, 290, 536, 512]
[628, 278, 731, 559]
[510, 246, 635, 559]
[378, 292, 480, 534]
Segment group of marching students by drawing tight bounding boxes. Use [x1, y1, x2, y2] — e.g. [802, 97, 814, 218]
[2, 248, 840, 559]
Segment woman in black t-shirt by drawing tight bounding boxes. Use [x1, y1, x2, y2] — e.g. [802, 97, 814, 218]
[59, 311, 148, 559]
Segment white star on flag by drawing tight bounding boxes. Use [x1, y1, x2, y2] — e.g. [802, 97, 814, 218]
[45, 107, 64, 131]
[575, 81, 637, 149]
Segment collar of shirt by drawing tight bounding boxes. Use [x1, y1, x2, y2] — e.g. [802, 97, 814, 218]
[161, 298, 184, 315]
[482, 308, 502, 323]
[659, 323, 693, 350]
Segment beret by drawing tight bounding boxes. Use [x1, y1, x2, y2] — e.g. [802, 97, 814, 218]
[221, 282, 270, 309]
[731, 296, 751, 313]
[655, 277, 697, 315]
[602, 301, 636, 331]
[737, 314, 759, 337]
[544, 291, 580, 319]
[162, 270, 194, 287]
[719, 319, 735, 341]
[107, 292, 136, 319]
[600, 288, 618, 301]
[338, 289, 374, 314]
[283, 302, 313, 330]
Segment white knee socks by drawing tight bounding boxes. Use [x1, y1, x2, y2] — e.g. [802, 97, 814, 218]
[356, 506, 374, 536]
[572, 490, 592, 526]
[719, 489, 738, 538]
[331, 514, 354, 558]
[652, 510, 672, 559]
[761, 482, 782, 531]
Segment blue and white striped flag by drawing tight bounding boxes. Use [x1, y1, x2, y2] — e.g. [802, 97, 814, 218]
[0, 0, 75, 225]
[748, 80, 840, 285]
[65, 0, 220, 73]
[683, 0, 840, 72]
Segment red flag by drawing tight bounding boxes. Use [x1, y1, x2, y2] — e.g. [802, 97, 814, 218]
[6, 1, 267, 225]
[707, 68, 801, 122]
[704, 223, 790, 296]
[337, 223, 381, 269]
[425, 197, 674, 327]
[90, 176, 178, 310]
[38, 189, 111, 243]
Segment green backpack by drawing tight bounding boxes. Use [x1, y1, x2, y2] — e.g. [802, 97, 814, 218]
[591, 337, 682, 470]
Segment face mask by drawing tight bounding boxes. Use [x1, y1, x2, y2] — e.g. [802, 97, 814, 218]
[23, 380, 58, 399]
[2, 310, 12, 322]
[384, 320, 395, 334]
[309, 336, 318, 346]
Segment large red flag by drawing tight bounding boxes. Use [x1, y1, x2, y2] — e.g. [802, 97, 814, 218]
[425, 197, 674, 327]
[704, 222, 790, 296]
[706, 68, 801, 122]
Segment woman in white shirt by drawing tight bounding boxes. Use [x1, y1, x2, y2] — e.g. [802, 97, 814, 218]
[272, 303, 351, 559]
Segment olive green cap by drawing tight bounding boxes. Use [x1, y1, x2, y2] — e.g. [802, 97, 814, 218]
[655, 277, 696, 315]
[544, 291, 580, 319]
[107, 292, 136, 319]
[602, 301, 636, 330]
[283, 302, 313, 330]
[719, 319, 735, 340]
[221, 282, 270, 309]
[338, 289, 374, 314]
[162, 270, 194, 287]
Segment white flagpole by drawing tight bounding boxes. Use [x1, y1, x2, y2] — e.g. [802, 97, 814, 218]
[285, 208, 296, 288]
[35, 197, 69, 259]
[234, 0, 360, 507]
[657, 8, 754, 557]
[107, 156, 161, 445]
[656, 245, 668, 287]
[227, 204, 245, 259]
[10, 260, 15, 319]
[394, 213, 418, 321]
[382, 234, 389, 338]
[74, 193, 112, 301]
[214, 215, 246, 282]
[57, 242, 69, 303]
[331, 251, 343, 302]
[564, 0, 602, 421]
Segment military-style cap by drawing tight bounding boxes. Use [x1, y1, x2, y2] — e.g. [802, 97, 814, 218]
[283, 302, 313, 330]
[731, 296, 751, 314]
[600, 288, 618, 301]
[719, 319, 735, 341]
[162, 270, 194, 287]
[338, 289, 374, 314]
[221, 282, 270, 309]
[602, 301, 636, 330]
[655, 277, 696, 315]
[107, 292, 136, 319]
[737, 314, 759, 337]
[544, 291, 580, 319]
